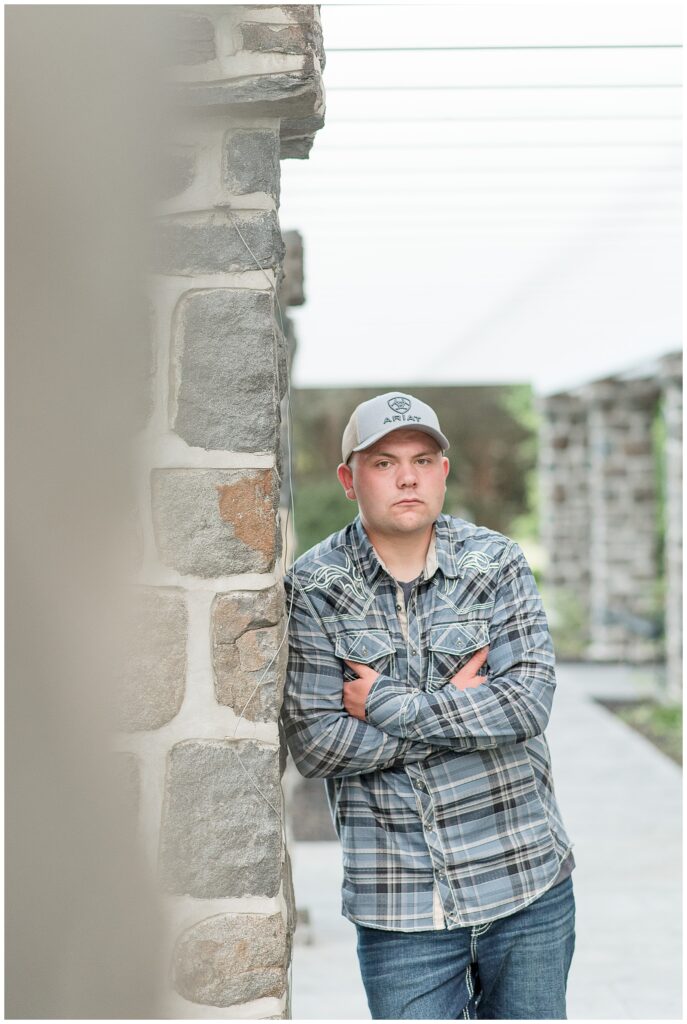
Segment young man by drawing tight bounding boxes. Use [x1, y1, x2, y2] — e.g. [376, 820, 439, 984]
[281, 392, 576, 1020]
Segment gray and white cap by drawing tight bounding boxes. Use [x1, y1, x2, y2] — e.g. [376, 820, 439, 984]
[341, 392, 450, 465]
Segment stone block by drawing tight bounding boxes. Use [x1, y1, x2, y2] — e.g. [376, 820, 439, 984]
[109, 752, 141, 828]
[280, 230, 304, 306]
[171, 71, 322, 122]
[151, 468, 280, 577]
[119, 504, 145, 572]
[159, 145, 197, 200]
[279, 135, 315, 159]
[116, 587, 187, 731]
[280, 114, 325, 141]
[278, 713, 288, 778]
[158, 740, 282, 898]
[272, 5, 320, 24]
[223, 128, 280, 199]
[283, 846, 296, 939]
[169, 12, 216, 65]
[172, 911, 287, 1007]
[624, 440, 652, 456]
[172, 288, 281, 453]
[124, 294, 157, 432]
[153, 211, 284, 275]
[212, 585, 288, 722]
[239, 19, 324, 66]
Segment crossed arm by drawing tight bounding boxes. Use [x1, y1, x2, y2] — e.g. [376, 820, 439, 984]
[360, 542, 557, 752]
[281, 573, 442, 778]
[281, 541, 557, 778]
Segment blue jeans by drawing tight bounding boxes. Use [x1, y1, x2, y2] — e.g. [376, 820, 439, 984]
[355, 875, 576, 1020]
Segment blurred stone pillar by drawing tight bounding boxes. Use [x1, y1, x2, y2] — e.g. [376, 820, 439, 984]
[584, 378, 661, 662]
[6, 7, 170, 1018]
[278, 229, 305, 567]
[659, 352, 683, 700]
[116, 7, 324, 1019]
[538, 393, 591, 655]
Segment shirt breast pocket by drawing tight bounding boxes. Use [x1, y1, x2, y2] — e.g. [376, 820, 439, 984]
[426, 620, 490, 692]
[334, 629, 397, 681]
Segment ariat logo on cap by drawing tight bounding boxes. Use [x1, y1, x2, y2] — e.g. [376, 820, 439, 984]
[388, 396, 411, 414]
[385, 395, 422, 425]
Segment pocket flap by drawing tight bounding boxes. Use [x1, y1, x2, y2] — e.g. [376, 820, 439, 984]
[428, 621, 489, 656]
[334, 629, 395, 663]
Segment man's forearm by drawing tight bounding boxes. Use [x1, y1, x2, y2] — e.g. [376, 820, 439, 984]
[282, 707, 441, 778]
[364, 665, 554, 751]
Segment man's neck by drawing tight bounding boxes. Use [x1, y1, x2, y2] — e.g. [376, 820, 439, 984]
[361, 519, 434, 583]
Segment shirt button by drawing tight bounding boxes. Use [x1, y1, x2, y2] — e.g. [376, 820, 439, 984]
[396, 603, 402, 611]
[410, 646, 417, 654]
[426, 823, 434, 832]
[416, 779, 425, 789]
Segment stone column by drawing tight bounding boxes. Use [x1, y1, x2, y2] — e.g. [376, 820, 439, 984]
[538, 393, 591, 657]
[278, 229, 304, 555]
[659, 352, 683, 700]
[584, 377, 662, 662]
[115, 8, 324, 1018]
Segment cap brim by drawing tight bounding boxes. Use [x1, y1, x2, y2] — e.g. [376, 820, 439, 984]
[352, 424, 450, 454]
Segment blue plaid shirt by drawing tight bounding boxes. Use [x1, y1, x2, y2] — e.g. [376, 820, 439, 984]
[282, 512, 575, 930]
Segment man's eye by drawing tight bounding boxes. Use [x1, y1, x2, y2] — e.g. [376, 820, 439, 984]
[376, 461, 390, 468]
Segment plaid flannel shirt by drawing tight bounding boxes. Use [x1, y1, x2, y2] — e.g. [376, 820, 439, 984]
[281, 512, 575, 930]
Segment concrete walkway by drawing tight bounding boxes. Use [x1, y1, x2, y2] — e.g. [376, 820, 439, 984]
[288, 664, 682, 1020]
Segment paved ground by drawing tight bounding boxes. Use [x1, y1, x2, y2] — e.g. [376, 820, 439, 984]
[286, 663, 682, 1020]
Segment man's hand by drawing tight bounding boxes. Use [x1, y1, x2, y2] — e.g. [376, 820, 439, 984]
[343, 660, 380, 720]
[343, 645, 490, 720]
[449, 646, 490, 690]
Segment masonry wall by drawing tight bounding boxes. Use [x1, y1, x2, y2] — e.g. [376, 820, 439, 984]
[660, 353, 683, 700]
[539, 353, 682, 698]
[114, 8, 324, 1017]
[538, 393, 591, 655]
[584, 377, 661, 663]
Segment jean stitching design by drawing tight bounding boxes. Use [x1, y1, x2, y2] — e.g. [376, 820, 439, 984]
[470, 923, 491, 956]
[464, 961, 475, 1020]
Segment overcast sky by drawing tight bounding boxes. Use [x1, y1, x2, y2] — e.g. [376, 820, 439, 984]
[279, 2, 682, 395]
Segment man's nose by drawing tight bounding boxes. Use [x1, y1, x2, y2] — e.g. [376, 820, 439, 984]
[397, 464, 419, 485]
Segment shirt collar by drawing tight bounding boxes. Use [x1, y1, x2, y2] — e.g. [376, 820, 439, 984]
[350, 511, 460, 586]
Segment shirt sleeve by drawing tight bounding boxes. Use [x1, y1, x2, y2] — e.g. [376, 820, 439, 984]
[364, 541, 557, 750]
[281, 571, 440, 778]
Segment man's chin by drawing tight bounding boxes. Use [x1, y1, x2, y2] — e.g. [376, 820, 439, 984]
[388, 504, 436, 529]
[362, 504, 440, 536]
[393, 502, 424, 515]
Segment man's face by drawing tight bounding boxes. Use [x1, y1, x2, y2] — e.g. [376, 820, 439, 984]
[337, 428, 450, 536]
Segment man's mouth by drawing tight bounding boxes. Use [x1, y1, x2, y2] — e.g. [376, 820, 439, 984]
[396, 499, 422, 505]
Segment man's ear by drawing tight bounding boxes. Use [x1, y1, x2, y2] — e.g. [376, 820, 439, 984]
[337, 461, 356, 500]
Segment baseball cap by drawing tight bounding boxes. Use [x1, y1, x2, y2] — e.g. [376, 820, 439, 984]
[341, 392, 450, 465]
